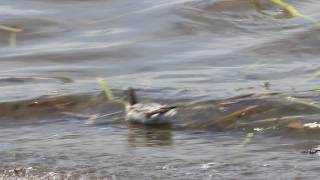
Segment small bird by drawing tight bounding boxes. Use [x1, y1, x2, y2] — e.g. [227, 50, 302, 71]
[125, 88, 177, 124]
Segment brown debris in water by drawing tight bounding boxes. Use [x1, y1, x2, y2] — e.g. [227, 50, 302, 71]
[287, 121, 304, 129]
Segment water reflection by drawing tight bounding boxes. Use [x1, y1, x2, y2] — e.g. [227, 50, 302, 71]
[127, 123, 173, 147]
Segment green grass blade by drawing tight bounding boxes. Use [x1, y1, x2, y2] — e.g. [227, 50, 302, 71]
[270, 0, 320, 25]
[98, 78, 114, 101]
[271, 0, 302, 17]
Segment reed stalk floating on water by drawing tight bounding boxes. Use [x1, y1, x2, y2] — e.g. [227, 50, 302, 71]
[270, 0, 319, 24]
[0, 25, 23, 47]
[0, 25, 23, 33]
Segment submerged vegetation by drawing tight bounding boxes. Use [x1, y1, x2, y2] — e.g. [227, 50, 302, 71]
[93, 79, 320, 141]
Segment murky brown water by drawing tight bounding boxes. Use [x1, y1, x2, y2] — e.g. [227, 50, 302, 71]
[1, 0, 320, 179]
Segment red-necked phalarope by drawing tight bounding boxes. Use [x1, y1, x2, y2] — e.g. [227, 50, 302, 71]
[125, 88, 177, 124]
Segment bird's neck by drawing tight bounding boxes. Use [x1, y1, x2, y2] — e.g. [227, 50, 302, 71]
[128, 89, 138, 105]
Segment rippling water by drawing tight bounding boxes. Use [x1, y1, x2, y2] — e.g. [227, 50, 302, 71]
[1, 0, 320, 179]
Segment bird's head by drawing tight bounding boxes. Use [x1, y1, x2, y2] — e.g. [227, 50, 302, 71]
[127, 87, 138, 105]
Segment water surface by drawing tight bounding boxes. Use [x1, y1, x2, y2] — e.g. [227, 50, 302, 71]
[1, 0, 320, 179]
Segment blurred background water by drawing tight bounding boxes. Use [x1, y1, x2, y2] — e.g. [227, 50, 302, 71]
[1, 0, 320, 179]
